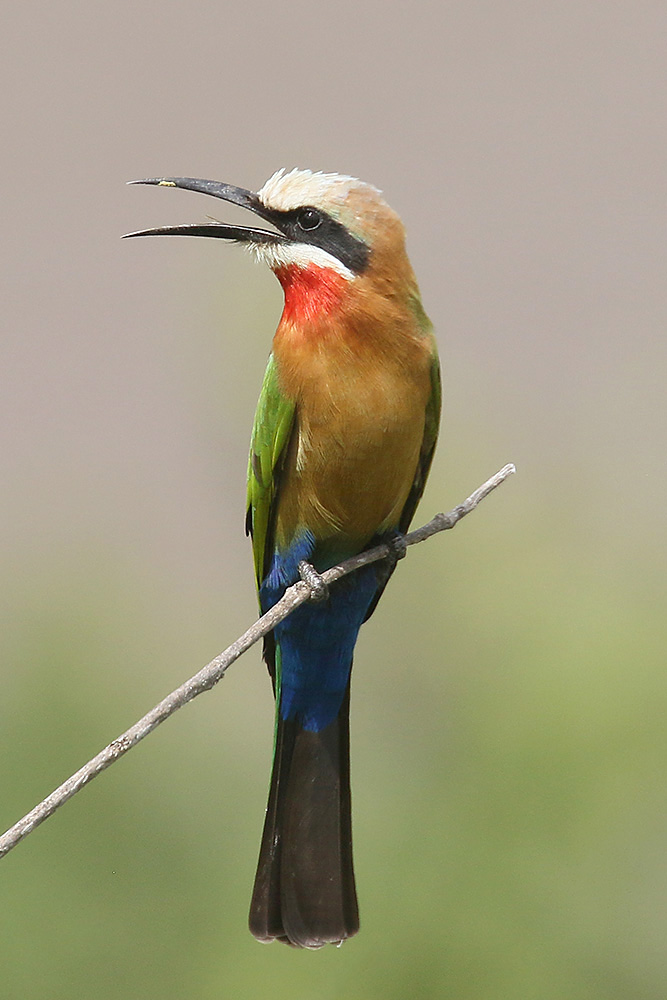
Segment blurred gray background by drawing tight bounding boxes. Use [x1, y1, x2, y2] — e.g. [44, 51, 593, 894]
[1, 2, 665, 998]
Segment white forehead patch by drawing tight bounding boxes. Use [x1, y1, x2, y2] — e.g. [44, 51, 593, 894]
[258, 167, 376, 213]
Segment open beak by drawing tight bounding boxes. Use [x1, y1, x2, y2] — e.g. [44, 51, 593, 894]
[122, 176, 289, 245]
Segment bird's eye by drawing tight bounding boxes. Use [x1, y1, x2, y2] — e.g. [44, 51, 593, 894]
[297, 208, 321, 231]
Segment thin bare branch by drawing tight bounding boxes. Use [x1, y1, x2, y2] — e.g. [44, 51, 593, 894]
[0, 463, 515, 860]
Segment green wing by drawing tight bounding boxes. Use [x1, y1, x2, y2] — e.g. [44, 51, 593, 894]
[363, 348, 441, 623]
[399, 349, 441, 533]
[245, 353, 296, 588]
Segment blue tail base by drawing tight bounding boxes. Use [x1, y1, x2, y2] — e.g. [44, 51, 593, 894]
[260, 534, 378, 732]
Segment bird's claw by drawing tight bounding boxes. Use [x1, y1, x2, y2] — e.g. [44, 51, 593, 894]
[298, 561, 329, 602]
[386, 531, 408, 563]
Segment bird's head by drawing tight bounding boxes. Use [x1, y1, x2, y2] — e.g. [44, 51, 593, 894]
[124, 169, 416, 317]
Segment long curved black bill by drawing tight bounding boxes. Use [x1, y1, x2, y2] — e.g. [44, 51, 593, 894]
[123, 176, 287, 244]
[128, 176, 259, 208]
[122, 223, 287, 243]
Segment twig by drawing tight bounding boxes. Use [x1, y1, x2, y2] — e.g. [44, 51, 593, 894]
[0, 463, 515, 860]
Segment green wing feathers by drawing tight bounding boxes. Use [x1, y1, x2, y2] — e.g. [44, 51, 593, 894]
[363, 348, 440, 624]
[246, 354, 296, 586]
[399, 349, 441, 533]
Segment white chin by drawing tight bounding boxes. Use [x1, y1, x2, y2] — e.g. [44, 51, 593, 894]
[248, 242, 354, 280]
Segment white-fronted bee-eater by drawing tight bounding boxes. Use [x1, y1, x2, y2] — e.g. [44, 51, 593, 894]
[126, 168, 441, 948]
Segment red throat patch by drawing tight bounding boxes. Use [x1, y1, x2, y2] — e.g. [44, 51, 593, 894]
[275, 264, 348, 326]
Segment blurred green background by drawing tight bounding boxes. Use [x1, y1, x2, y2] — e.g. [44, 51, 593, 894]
[2, 2, 666, 997]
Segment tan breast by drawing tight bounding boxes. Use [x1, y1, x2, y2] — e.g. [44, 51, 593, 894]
[273, 313, 432, 552]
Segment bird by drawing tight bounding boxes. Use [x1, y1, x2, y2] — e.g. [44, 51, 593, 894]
[125, 168, 441, 949]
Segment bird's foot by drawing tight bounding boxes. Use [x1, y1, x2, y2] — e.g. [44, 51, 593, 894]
[371, 530, 408, 593]
[298, 561, 330, 602]
[385, 530, 408, 566]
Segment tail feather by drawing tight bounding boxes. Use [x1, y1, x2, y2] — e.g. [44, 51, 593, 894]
[249, 686, 359, 948]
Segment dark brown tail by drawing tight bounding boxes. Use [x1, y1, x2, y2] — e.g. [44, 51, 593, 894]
[249, 686, 359, 948]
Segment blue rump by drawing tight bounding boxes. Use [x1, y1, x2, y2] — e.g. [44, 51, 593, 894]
[260, 533, 378, 732]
